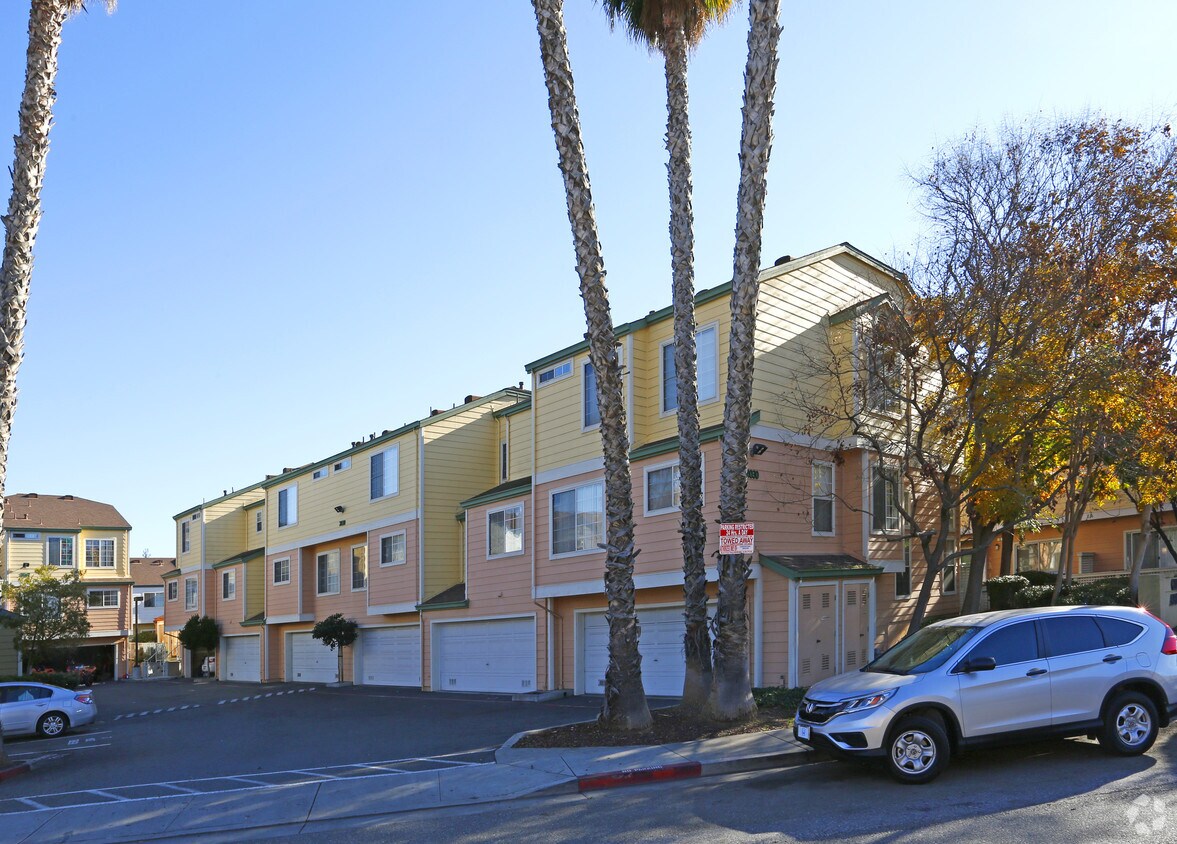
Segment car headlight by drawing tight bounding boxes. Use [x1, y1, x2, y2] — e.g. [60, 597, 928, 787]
[840, 689, 896, 714]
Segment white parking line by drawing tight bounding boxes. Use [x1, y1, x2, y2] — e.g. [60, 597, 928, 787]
[16, 798, 48, 810]
[89, 789, 128, 802]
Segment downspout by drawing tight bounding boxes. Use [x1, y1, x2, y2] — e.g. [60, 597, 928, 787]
[547, 598, 555, 691]
[418, 428, 426, 604]
[199, 503, 206, 616]
[753, 562, 763, 687]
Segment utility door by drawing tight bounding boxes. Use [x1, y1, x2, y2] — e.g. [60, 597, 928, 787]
[841, 582, 871, 671]
[797, 584, 839, 685]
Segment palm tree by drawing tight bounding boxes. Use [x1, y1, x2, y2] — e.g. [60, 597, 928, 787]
[711, 0, 780, 721]
[0, 0, 116, 766]
[598, 0, 733, 712]
[532, 0, 652, 731]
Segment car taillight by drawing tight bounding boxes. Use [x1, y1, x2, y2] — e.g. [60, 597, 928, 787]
[1144, 610, 1177, 655]
[75, 693, 93, 705]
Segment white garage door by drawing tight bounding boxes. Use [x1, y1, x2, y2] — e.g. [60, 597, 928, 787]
[433, 618, 535, 694]
[360, 626, 421, 687]
[222, 635, 260, 682]
[289, 632, 338, 683]
[582, 606, 686, 697]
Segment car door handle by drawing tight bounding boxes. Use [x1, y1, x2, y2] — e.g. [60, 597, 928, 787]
[1103, 654, 1123, 663]
[1026, 668, 1048, 677]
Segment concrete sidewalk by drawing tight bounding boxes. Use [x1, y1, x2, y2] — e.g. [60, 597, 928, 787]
[1, 729, 814, 844]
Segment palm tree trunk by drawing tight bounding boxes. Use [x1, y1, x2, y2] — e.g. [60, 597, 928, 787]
[0, 0, 74, 767]
[711, 0, 781, 721]
[532, 0, 651, 731]
[661, 22, 710, 713]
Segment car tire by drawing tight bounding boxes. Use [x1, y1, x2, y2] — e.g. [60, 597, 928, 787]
[36, 712, 69, 738]
[1099, 692, 1158, 755]
[886, 715, 950, 784]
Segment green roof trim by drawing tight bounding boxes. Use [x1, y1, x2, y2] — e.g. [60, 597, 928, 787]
[243, 500, 266, 511]
[241, 613, 266, 627]
[495, 398, 532, 419]
[211, 548, 265, 570]
[460, 476, 533, 510]
[759, 553, 884, 580]
[9, 527, 80, 535]
[629, 412, 760, 462]
[416, 600, 469, 612]
[160, 569, 182, 579]
[173, 478, 270, 520]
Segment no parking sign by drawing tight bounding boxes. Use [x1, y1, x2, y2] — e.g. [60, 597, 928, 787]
[719, 522, 754, 555]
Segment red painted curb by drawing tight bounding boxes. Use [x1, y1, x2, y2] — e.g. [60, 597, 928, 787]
[0, 762, 30, 782]
[578, 761, 702, 792]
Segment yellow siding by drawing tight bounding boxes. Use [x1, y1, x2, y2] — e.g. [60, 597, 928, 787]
[245, 555, 265, 618]
[267, 431, 421, 546]
[6, 535, 44, 572]
[506, 410, 533, 481]
[534, 352, 607, 475]
[420, 399, 514, 599]
[246, 503, 266, 551]
[176, 513, 202, 567]
[203, 491, 261, 566]
[76, 528, 132, 582]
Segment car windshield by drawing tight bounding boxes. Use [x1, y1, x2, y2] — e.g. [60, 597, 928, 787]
[865, 625, 981, 675]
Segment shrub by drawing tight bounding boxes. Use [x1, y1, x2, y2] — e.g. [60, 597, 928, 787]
[1019, 570, 1058, 588]
[1013, 585, 1055, 608]
[1066, 577, 1133, 606]
[985, 575, 1030, 610]
[0, 671, 84, 689]
[752, 686, 807, 713]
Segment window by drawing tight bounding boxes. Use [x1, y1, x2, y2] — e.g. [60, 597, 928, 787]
[538, 360, 572, 385]
[333, 458, 351, 472]
[1042, 616, 1104, 657]
[961, 621, 1039, 668]
[552, 482, 604, 556]
[167, 581, 178, 602]
[316, 551, 340, 595]
[1126, 527, 1177, 570]
[312, 467, 329, 481]
[864, 326, 901, 414]
[351, 545, 367, 590]
[488, 504, 524, 558]
[645, 462, 681, 516]
[812, 462, 835, 535]
[87, 589, 119, 608]
[181, 521, 191, 553]
[661, 324, 718, 412]
[871, 465, 900, 533]
[255, 511, 263, 533]
[380, 532, 407, 567]
[500, 440, 509, 482]
[222, 569, 237, 601]
[1096, 617, 1145, 647]
[940, 540, 958, 595]
[278, 484, 298, 527]
[583, 363, 599, 428]
[47, 536, 74, 567]
[184, 577, 198, 611]
[1016, 539, 1061, 573]
[370, 445, 399, 500]
[273, 557, 291, 585]
[142, 592, 161, 608]
[895, 540, 912, 598]
[85, 538, 115, 568]
[11, 531, 39, 541]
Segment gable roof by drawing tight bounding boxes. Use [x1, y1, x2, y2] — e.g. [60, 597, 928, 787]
[129, 557, 176, 587]
[3, 494, 131, 531]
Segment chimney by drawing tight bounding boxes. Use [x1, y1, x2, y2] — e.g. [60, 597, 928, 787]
[774, 254, 792, 266]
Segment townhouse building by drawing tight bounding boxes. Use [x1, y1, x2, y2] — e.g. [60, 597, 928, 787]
[1, 494, 134, 680]
[177, 243, 964, 694]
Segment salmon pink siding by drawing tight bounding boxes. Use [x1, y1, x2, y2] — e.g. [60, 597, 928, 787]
[84, 585, 131, 634]
[212, 565, 248, 634]
[367, 520, 420, 608]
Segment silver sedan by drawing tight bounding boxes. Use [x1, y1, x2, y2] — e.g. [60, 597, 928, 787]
[0, 681, 97, 738]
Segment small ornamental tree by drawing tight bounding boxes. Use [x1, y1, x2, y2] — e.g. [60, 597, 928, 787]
[312, 613, 358, 684]
[0, 565, 90, 667]
[177, 614, 219, 677]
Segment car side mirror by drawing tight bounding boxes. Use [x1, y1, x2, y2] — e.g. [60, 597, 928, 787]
[964, 656, 996, 673]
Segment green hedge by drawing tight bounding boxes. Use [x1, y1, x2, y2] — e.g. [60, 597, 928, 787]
[986, 575, 1030, 610]
[753, 686, 807, 713]
[0, 671, 85, 689]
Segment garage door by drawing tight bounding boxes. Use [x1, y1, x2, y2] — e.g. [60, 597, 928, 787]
[582, 606, 686, 697]
[433, 618, 535, 694]
[359, 626, 421, 687]
[222, 635, 260, 682]
[289, 632, 338, 683]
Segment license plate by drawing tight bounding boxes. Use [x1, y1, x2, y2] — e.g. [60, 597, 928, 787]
[797, 723, 811, 740]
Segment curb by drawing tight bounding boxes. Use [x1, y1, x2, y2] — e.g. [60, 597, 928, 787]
[0, 761, 31, 782]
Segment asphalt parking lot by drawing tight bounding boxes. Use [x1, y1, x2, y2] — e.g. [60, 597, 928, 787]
[0, 679, 613, 801]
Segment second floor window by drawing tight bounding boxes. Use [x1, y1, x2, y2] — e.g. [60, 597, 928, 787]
[167, 581, 178, 601]
[871, 466, 901, 534]
[812, 462, 835, 534]
[645, 463, 681, 516]
[552, 482, 604, 555]
[896, 540, 912, 598]
[222, 569, 237, 601]
[87, 589, 119, 608]
[352, 546, 367, 590]
[85, 539, 115, 568]
[317, 551, 340, 595]
[48, 536, 73, 567]
[185, 578, 198, 611]
[273, 558, 291, 585]
[488, 504, 524, 558]
[380, 532, 407, 566]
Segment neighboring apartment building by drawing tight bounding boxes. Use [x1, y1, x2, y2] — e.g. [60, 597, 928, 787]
[178, 242, 961, 695]
[129, 557, 170, 632]
[1, 494, 134, 680]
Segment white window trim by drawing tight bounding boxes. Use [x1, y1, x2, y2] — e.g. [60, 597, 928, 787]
[312, 466, 330, 481]
[379, 530, 408, 567]
[581, 361, 600, 433]
[84, 537, 117, 569]
[87, 588, 120, 609]
[166, 580, 178, 602]
[895, 540, 912, 599]
[45, 535, 75, 568]
[870, 464, 901, 535]
[811, 460, 836, 537]
[487, 502, 526, 560]
[272, 557, 291, 586]
[333, 458, 351, 472]
[537, 359, 573, 387]
[659, 321, 721, 417]
[370, 444, 400, 501]
[316, 551, 341, 597]
[277, 483, 299, 529]
[184, 576, 198, 611]
[351, 543, 368, 592]
[549, 480, 605, 560]
[255, 510, 263, 533]
[641, 456, 704, 517]
[222, 569, 237, 601]
[181, 521, 191, 554]
[1124, 527, 1177, 570]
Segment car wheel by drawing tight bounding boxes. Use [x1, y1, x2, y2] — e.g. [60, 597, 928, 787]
[37, 712, 69, 738]
[1099, 692, 1158, 755]
[886, 715, 950, 784]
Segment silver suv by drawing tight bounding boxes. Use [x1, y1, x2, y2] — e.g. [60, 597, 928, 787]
[793, 605, 1177, 783]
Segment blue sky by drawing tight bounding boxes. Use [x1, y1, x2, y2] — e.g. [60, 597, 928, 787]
[0, 1, 1174, 556]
